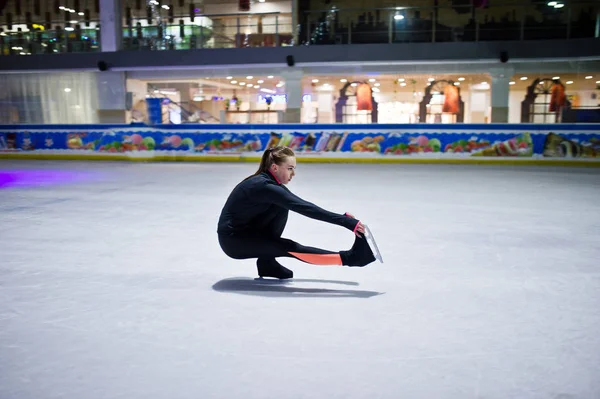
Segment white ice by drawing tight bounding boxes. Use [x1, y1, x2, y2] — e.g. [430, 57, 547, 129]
[1, 160, 599, 399]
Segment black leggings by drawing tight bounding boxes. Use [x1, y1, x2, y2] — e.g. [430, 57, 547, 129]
[218, 207, 340, 264]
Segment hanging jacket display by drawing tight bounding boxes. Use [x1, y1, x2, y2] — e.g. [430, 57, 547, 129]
[356, 83, 373, 111]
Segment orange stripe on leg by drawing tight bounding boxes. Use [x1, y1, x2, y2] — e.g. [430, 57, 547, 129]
[288, 252, 342, 265]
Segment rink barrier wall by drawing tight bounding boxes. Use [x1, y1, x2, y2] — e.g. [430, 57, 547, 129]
[1, 123, 599, 166]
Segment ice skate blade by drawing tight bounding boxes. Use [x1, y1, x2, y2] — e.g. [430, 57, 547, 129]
[364, 225, 383, 263]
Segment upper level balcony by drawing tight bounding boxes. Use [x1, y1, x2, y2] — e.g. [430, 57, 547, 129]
[0, 0, 598, 56]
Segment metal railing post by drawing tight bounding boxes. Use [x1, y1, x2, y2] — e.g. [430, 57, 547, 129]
[566, 4, 571, 39]
[348, 17, 352, 44]
[236, 17, 240, 47]
[275, 15, 280, 46]
[199, 20, 203, 48]
[388, 12, 393, 43]
[520, 6, 525, 41]
[432, 10, 436, 42]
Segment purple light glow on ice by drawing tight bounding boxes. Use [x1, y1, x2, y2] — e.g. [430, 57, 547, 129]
[0, 169, 100, 189]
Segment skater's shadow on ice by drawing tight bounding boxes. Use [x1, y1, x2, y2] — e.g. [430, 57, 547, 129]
[212, 277, 383, 298]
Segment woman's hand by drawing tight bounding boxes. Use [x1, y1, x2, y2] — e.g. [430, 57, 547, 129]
[346, 213, 365, 236]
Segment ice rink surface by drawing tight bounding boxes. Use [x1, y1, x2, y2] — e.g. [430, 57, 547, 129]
[1, 160, 599, 399]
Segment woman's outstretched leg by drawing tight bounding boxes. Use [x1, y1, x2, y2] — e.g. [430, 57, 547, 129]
[218, 231, 375, 279]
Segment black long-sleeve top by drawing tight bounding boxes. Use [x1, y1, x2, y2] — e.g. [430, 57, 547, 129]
[217, 171, 358, 235]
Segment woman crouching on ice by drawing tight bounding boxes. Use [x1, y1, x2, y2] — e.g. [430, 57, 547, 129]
[217, 146, 376, 279]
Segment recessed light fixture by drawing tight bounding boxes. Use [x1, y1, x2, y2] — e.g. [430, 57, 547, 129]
[312, 79, 319, 83]
[267, 75, 274, 79]
[231, 80, 237, 84]
[520, 77, 528, 80]
[454, 82, 460, 86]
[369, 78, 376, 82]
[509, 81, 516, 85]
[566, 81, 573, 84]
[552, 76, 560, 80]
[585, 76, 593, 79]
[428, 78, 435, 82]
[458, 77, 465, 81]
[374, 83, 381, 87]
[239, 82, 246, 86]
[247, 84, 254, 88]
[257, 80, 264, 84]
[64, 88, 71, 92]
[351, 83, 358, 87]
[398, 78, 405, 82]
[340, 79, 348, 83]
[246, 76, 253, 79]
[226, 76, 233, 79]
[400, 82, 407, 87]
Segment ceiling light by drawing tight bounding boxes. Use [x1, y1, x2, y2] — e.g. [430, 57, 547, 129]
[393, 14, 405, 20]
[162, 5, 170, 9]
[400, 82, 407, 87]
[596, 81, 600, 84]
[554, 3, 564, 8]
[585, 76, 593, 79]
[398, 78, 405, 82]
[458, 77, 465, 81]
[312, 79, 319, 83]
[246, 76, 253, 79]
[548, 1, 557, 5]
[340, 79, 347, 82]
[255, 86, 260, 89]
[231, 80, 237, 84]
[428, 78, 435, 82]
[520, 77, 528, 80]
[374, 83, 380, 87]
[552, 76, 560, 80]
[267, 75, 274, 79]
[64, 88, 71, 92]
[368, 78, 376, 82]
[351, 83, 358, 87]
[454, 82, 460, 86]
[78, 11, 84, 15]
[372, 87, 381, 92]
[247, 84, 254, 88]
[239, 82, 246, 86]
[509, 81, 516, 85]
[226, 76, 233, 79]
[566, 81, 573, 84]
[257, 80, 264, 84]
[260, 88, 276, 94]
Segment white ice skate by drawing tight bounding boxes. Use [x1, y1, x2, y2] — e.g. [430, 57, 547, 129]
[364, 225, 383, 263]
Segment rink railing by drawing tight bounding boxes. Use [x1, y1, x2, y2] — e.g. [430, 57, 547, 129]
[1, 123, 599, 166]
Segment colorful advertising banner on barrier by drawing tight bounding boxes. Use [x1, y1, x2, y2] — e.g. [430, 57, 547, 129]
[1, 124, 599, 161]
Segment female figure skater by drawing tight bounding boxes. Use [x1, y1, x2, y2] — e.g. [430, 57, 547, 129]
[217, 146, 376, 279]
